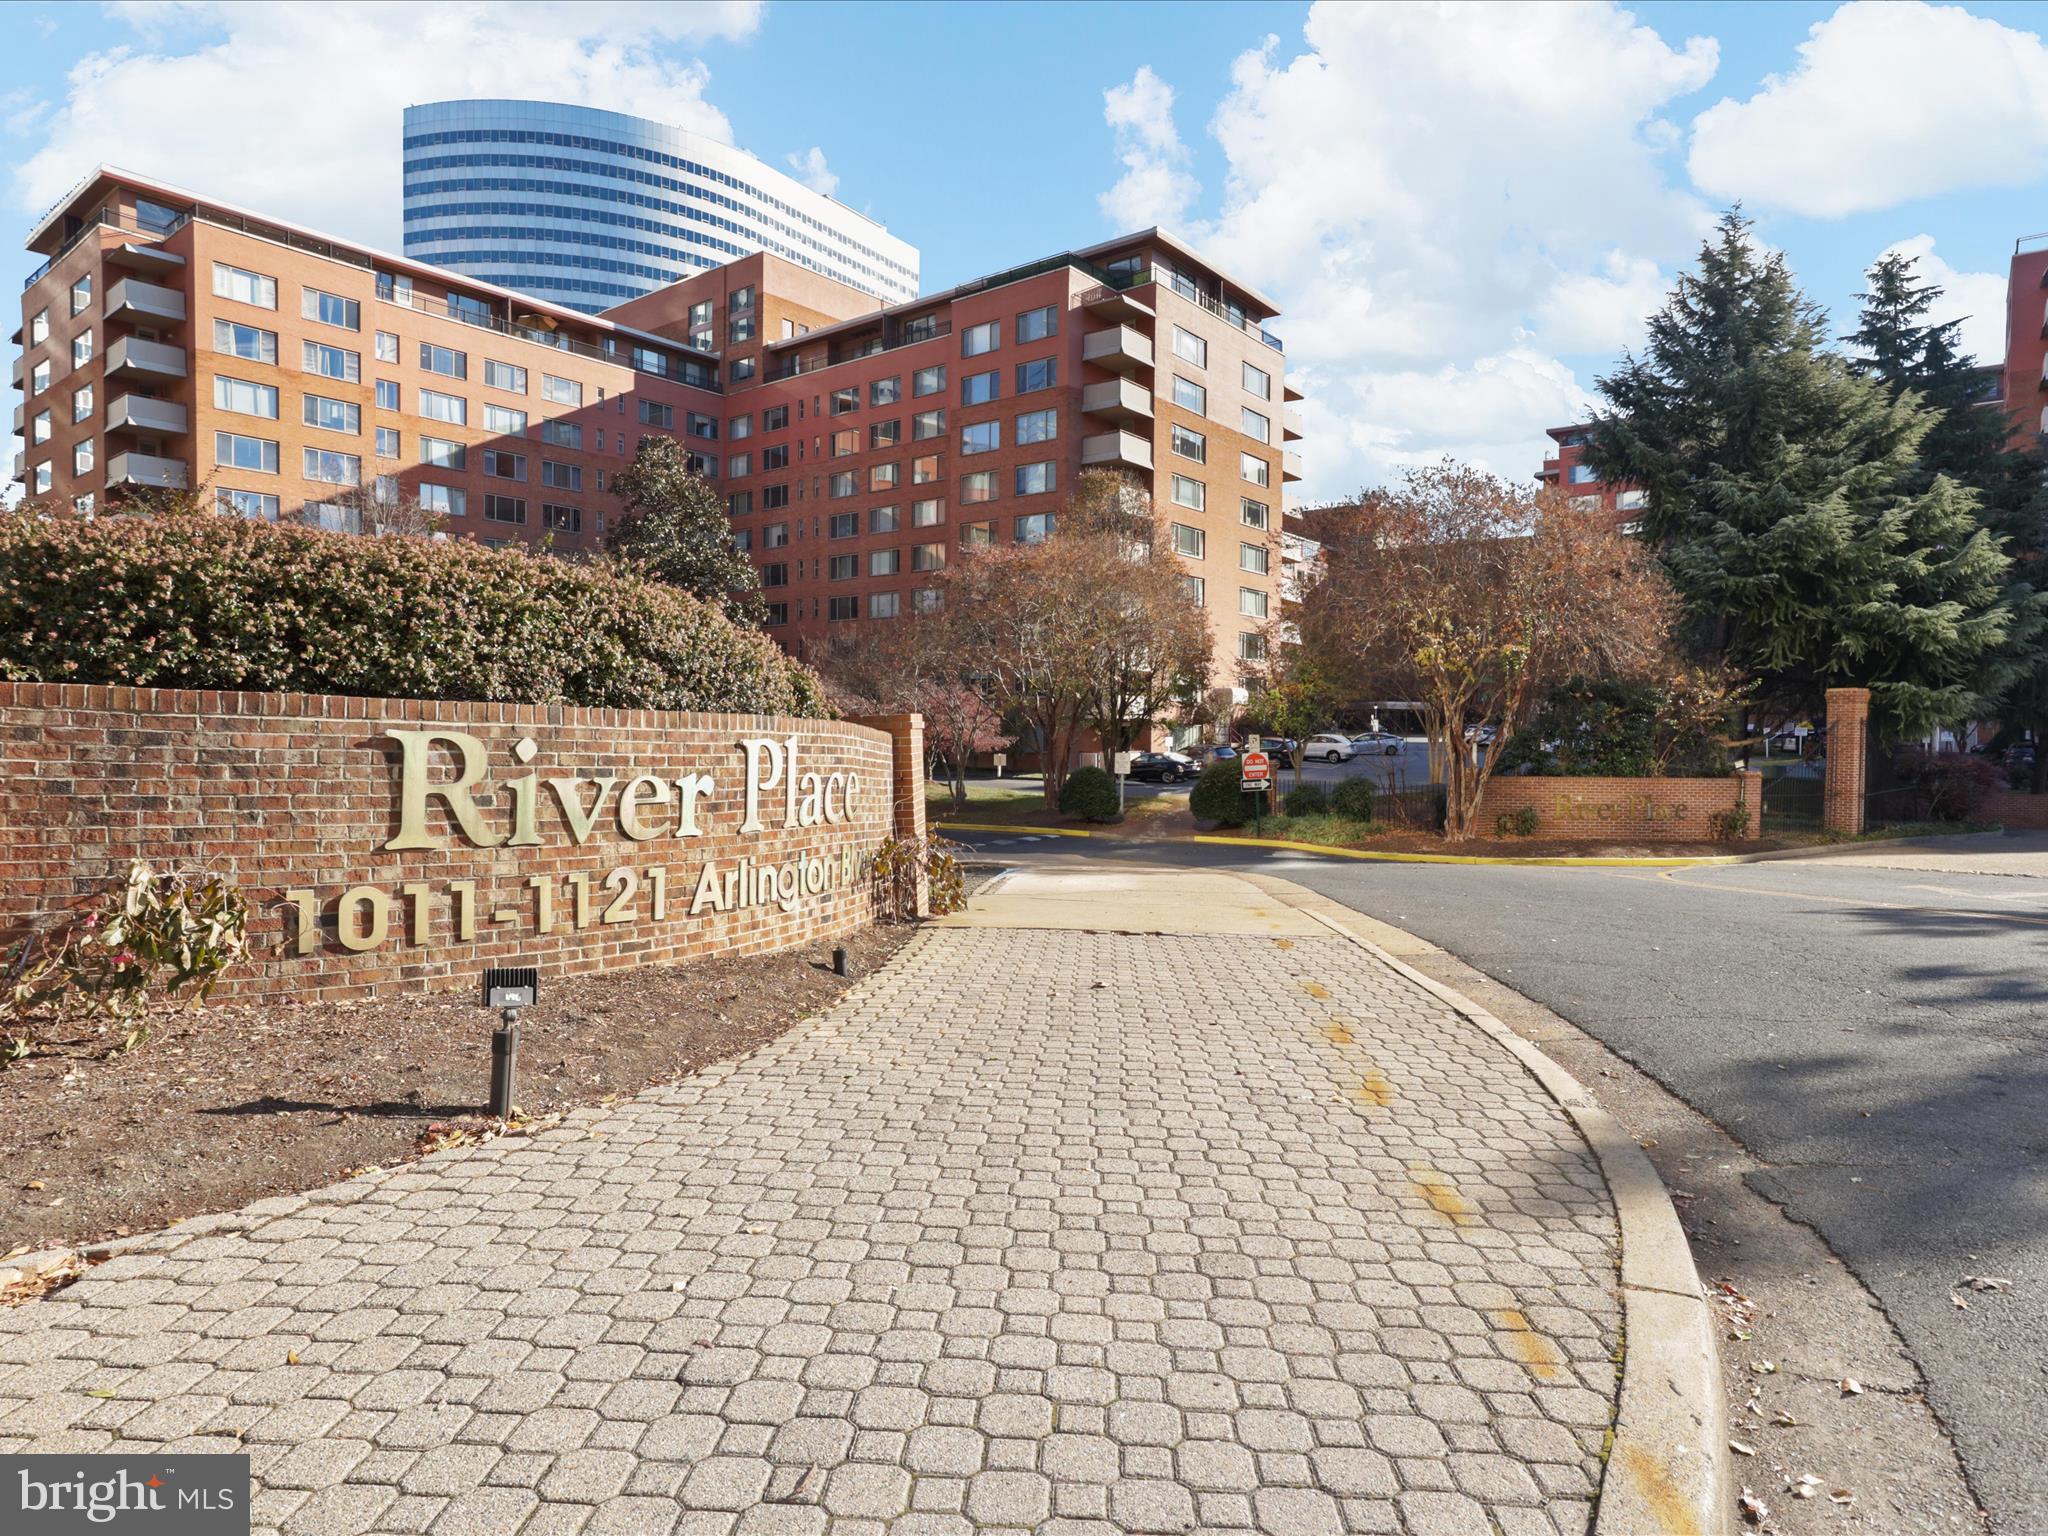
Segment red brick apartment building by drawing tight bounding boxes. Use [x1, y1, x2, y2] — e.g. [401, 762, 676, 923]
[13, 168, 1301, 687]
[1533, 423, 1643, 521]
[1997, 234, 2048, 446]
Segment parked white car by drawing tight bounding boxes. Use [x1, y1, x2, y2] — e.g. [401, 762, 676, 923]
[1305, 732, 1358, 763]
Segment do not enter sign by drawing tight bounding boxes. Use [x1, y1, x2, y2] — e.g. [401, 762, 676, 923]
[1240, 750, 1272, 787]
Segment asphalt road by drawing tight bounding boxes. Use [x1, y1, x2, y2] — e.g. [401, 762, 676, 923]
[953, 828, 2048, 1531]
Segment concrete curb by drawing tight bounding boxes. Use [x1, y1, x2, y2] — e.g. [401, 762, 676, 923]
[1233, 870, 1732, 1536]
[937, 820, 1094, 837]
[1191, 834, 1742, 868]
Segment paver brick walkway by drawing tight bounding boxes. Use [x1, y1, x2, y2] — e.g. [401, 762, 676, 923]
[0, 913, 1620, 1536]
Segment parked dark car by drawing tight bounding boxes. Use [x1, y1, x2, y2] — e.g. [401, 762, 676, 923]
[1199, 741, 1294, 768]
[1127, 751, 1199, 783]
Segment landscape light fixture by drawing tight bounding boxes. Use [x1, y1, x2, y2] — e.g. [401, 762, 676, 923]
[481, 965, 538, 1118]
[833, 945, 850, 977]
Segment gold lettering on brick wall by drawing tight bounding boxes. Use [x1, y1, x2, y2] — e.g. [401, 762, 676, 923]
[280, 726, 878, 961]
[382, 731, 857, 851]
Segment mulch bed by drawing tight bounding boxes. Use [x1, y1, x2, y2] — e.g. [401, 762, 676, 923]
[1, 923, 915, 1256]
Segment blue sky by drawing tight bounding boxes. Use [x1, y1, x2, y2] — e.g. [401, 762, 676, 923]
[11, 1, 2048, 501]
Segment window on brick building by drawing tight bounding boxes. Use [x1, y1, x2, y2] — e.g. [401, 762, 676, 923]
[296, 286, 356, 329]
[1017, 305, 1058, 343]
[1015, 358, 1056, 393]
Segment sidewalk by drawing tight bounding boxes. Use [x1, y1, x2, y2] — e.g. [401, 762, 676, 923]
[0, 867, 1714, 1536]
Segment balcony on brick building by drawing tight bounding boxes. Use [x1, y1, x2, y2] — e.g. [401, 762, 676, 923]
[104, 335, 186, 381]
[1082, 325, 1154, 376]
[1081, 429, 1155, 472]
[1080, 377, 1153, 427]
[107, 393, 188, 436]
[106, 276, 186, 324]
[107, 449, 187, 489]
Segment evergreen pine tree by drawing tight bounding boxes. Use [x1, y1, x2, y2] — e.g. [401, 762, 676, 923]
[1846, 250, 2036, 512]
[1587, 211, 2017, 741]
[607, 435, 766, 625]
[1849, 251, 2048, 782]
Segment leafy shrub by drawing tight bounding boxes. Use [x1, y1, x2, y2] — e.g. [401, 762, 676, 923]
[1282, 783, 1329, 816]
[1710, 803, 1752, 841]
[1058, 765, 1121, 822]
[0, 503, 827, 715]
[1329, 777, 1379, 822]
[1190, 758, 1252, 826]
[1495, 806, 1541, 837]
[1496, 675, 1733, 778]
[3, 860, 250, 1057]
[1893, 748, 2005, 822]
[868, 834, 967, 921]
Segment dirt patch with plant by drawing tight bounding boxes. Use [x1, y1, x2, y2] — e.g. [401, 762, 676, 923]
[1, 922, 914, 1258]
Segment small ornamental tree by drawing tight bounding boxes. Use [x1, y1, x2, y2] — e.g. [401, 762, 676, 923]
[608, 435, 766, 624]
[911, 679, 1011, 810]
[1243, 646, 1339, 788]
[946, 473, 1210, 810]
[1299, 461, 1675, 840]
[809, 614, 1011, 811]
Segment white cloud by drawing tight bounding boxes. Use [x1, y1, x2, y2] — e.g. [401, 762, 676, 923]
[1690, 1, 2048, 218]
[1321, 349, 1598, 487]
[1537, 251, 1671, 358]
[785, 146, 838, 198]
[11, 2, 762, 248]
[1106, 3, 1717, 501]
[1870, 234, 2009, 367]
[1098, 65, 1199, 230]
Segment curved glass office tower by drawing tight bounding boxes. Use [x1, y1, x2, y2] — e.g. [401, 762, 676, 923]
[401, 100, 920, 314]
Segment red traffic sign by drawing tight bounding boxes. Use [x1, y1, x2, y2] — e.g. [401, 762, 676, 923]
[1240, 750, 1272, 786]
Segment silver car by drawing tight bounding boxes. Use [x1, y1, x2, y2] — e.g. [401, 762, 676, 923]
[1350, 731, 1405, 756]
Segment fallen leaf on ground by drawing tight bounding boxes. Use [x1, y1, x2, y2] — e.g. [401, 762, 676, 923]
[1738, 1490, 1770, 1525]
[1771, 1410, 1800, 1427]
[1750, 1360, 1778, 1375]
[1731, 1440, 1757, 1456]
[1791, 1473, 1824, 1500]
[1960, 1275, 2012, 1293]
[1840, 1378, 1864, 1395]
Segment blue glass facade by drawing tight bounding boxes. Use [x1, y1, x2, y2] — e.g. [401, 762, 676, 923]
[402, 101, 920, 315]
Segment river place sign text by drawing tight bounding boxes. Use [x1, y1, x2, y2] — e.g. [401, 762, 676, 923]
[284, 729, 870, 957]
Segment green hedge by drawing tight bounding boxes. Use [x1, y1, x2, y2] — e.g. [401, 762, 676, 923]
[1058, 765, 1120, 822]
[1190, 758, 1252, 825]
[1282, 783, 1328, 816]
[1329, 777, 1378, 821]
[0, 508, 828, 715]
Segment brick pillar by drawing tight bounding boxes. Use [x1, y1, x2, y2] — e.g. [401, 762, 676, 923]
[853, 713, 927, 916]
[1823, 688, 1870, 835]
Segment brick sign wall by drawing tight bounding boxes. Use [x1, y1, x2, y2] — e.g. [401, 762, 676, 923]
[1481, 772, 1763, 841]
[0, 683, 922, 1002]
